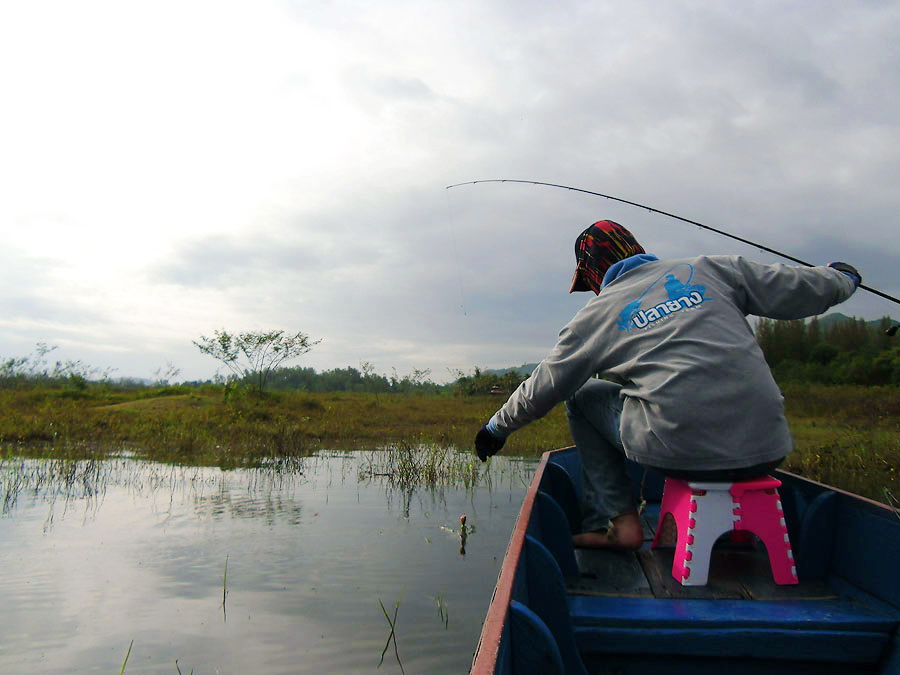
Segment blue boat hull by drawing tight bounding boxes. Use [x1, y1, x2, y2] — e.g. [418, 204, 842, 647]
[471, 447, 900, 674]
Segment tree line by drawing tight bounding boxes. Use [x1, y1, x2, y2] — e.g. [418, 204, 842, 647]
[193, 329, 531, 395]
[755, 315, 899, 385]
[262, 364, 442, 394]
[4, 316, 896, 395]
[259, 364, 535, 396]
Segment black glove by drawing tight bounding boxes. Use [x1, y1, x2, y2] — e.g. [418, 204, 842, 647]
[828, 262, 861, 288]
[475, 425, 506, 462]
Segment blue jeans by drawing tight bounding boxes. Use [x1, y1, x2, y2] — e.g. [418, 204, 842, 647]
[566, 379, 787, 532]
[565, 379, 634, 532]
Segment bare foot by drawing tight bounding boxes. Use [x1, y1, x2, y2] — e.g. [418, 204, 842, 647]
[572, 512, 643, 551]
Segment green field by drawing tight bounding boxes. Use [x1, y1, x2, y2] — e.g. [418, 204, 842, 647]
[0, 383, 896, 503]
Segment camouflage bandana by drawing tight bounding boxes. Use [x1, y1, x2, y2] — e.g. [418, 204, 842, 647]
[569, 220, 645, 294]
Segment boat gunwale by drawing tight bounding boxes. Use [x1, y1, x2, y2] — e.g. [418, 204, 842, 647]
[775, 468, 897, 514]
[470, 450, 553, 673]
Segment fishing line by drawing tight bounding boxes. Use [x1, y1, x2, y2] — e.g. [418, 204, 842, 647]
[445, 179, 899, 307]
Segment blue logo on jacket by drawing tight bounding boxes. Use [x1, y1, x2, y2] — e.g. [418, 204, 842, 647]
[616, 264, 710, 331]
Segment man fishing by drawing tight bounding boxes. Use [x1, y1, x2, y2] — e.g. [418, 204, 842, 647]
[473, 220, 860, 550]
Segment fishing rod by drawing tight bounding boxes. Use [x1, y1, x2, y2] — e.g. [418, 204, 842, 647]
[445, 178, 900, 308]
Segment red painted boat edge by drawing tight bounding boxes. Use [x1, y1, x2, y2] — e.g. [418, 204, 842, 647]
[470, 450, 553, 674]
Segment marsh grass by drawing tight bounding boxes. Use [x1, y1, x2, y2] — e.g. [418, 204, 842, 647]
[778, 384, 899, 500]
[0, 384, 896, 501]
[1, 455, 112, 520]
[357, 442, 488, 493]
[0, 455, 309, 526]
[433, 590, 449, 629]
[222, 554, 229, 617]
[0, 387, 570, 464]
[119, 640, 133, 675]
[785, 423, 898, 495]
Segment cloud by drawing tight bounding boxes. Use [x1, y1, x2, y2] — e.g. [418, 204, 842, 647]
[342, 67, 436, 113]
[0, 0, 898, 381]
[154, 233, 331, 289]
[0, 247, 109, 336]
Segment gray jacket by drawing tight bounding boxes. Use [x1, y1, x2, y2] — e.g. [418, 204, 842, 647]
[489, 256, 856, 470]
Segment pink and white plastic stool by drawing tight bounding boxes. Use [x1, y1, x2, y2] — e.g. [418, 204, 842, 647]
[651, 476, 799, 586]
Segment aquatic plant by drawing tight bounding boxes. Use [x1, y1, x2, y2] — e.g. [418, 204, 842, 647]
[119, 640, 133, 674]
[357, 442, 489, 493]
[377, 596, 404, 674]
[433, 590, 449, 629]
[0, 456, 308, 528]
[222, 554, 229, 617]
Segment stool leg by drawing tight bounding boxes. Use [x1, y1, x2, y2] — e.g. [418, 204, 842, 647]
[680, 489, 734, 586]
[652, 479, 688, 550]
[652, 479, 702, 585]
[734, 488, 799, 585]
[674, 519, 698, 584]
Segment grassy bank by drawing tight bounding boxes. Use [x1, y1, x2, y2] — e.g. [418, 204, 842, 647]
[0, 384, 896, 502]
[0, 387, 568, 465]
[779, 383, 898, 502]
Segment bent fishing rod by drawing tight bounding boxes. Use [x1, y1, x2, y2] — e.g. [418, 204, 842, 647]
[445, 178, 900, 308]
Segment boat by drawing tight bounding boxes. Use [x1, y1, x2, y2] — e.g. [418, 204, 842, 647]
[471, 446, 900, 674]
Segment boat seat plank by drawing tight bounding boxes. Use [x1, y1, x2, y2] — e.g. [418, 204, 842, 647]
[568, 594, 898, 631]
[639, 505, 660, 538]
[568, 523, 834, 602]
[566, 509, 661, 596]
[638, 548, 837, 601]
[580, 652, 880, 675]
[573, 626, 890, 665]
[569, 549, 653, 597]
[568, 594, 897, 664]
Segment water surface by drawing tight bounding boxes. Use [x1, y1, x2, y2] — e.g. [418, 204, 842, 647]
[0, 450, 534, 673]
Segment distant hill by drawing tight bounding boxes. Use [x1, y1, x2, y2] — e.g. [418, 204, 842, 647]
[816, 313, 896, 330]
[483, 363, 539, 377]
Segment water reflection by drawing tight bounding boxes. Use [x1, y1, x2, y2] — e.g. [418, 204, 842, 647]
[0, 449, 535, 674]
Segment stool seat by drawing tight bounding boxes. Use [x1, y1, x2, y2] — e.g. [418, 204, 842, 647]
[651, 475, 799, 586]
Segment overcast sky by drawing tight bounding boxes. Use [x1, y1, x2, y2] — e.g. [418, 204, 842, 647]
[1, 0, 898, 383]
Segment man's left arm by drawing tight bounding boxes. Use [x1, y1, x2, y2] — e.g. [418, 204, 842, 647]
[475, 323, 596, 461]
[728, 257, 858, 319]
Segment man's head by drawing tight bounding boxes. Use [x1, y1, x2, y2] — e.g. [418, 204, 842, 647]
[569, 220, 645, 294]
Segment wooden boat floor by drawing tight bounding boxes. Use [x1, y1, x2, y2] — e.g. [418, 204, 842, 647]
[568, 508, 836, 601]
